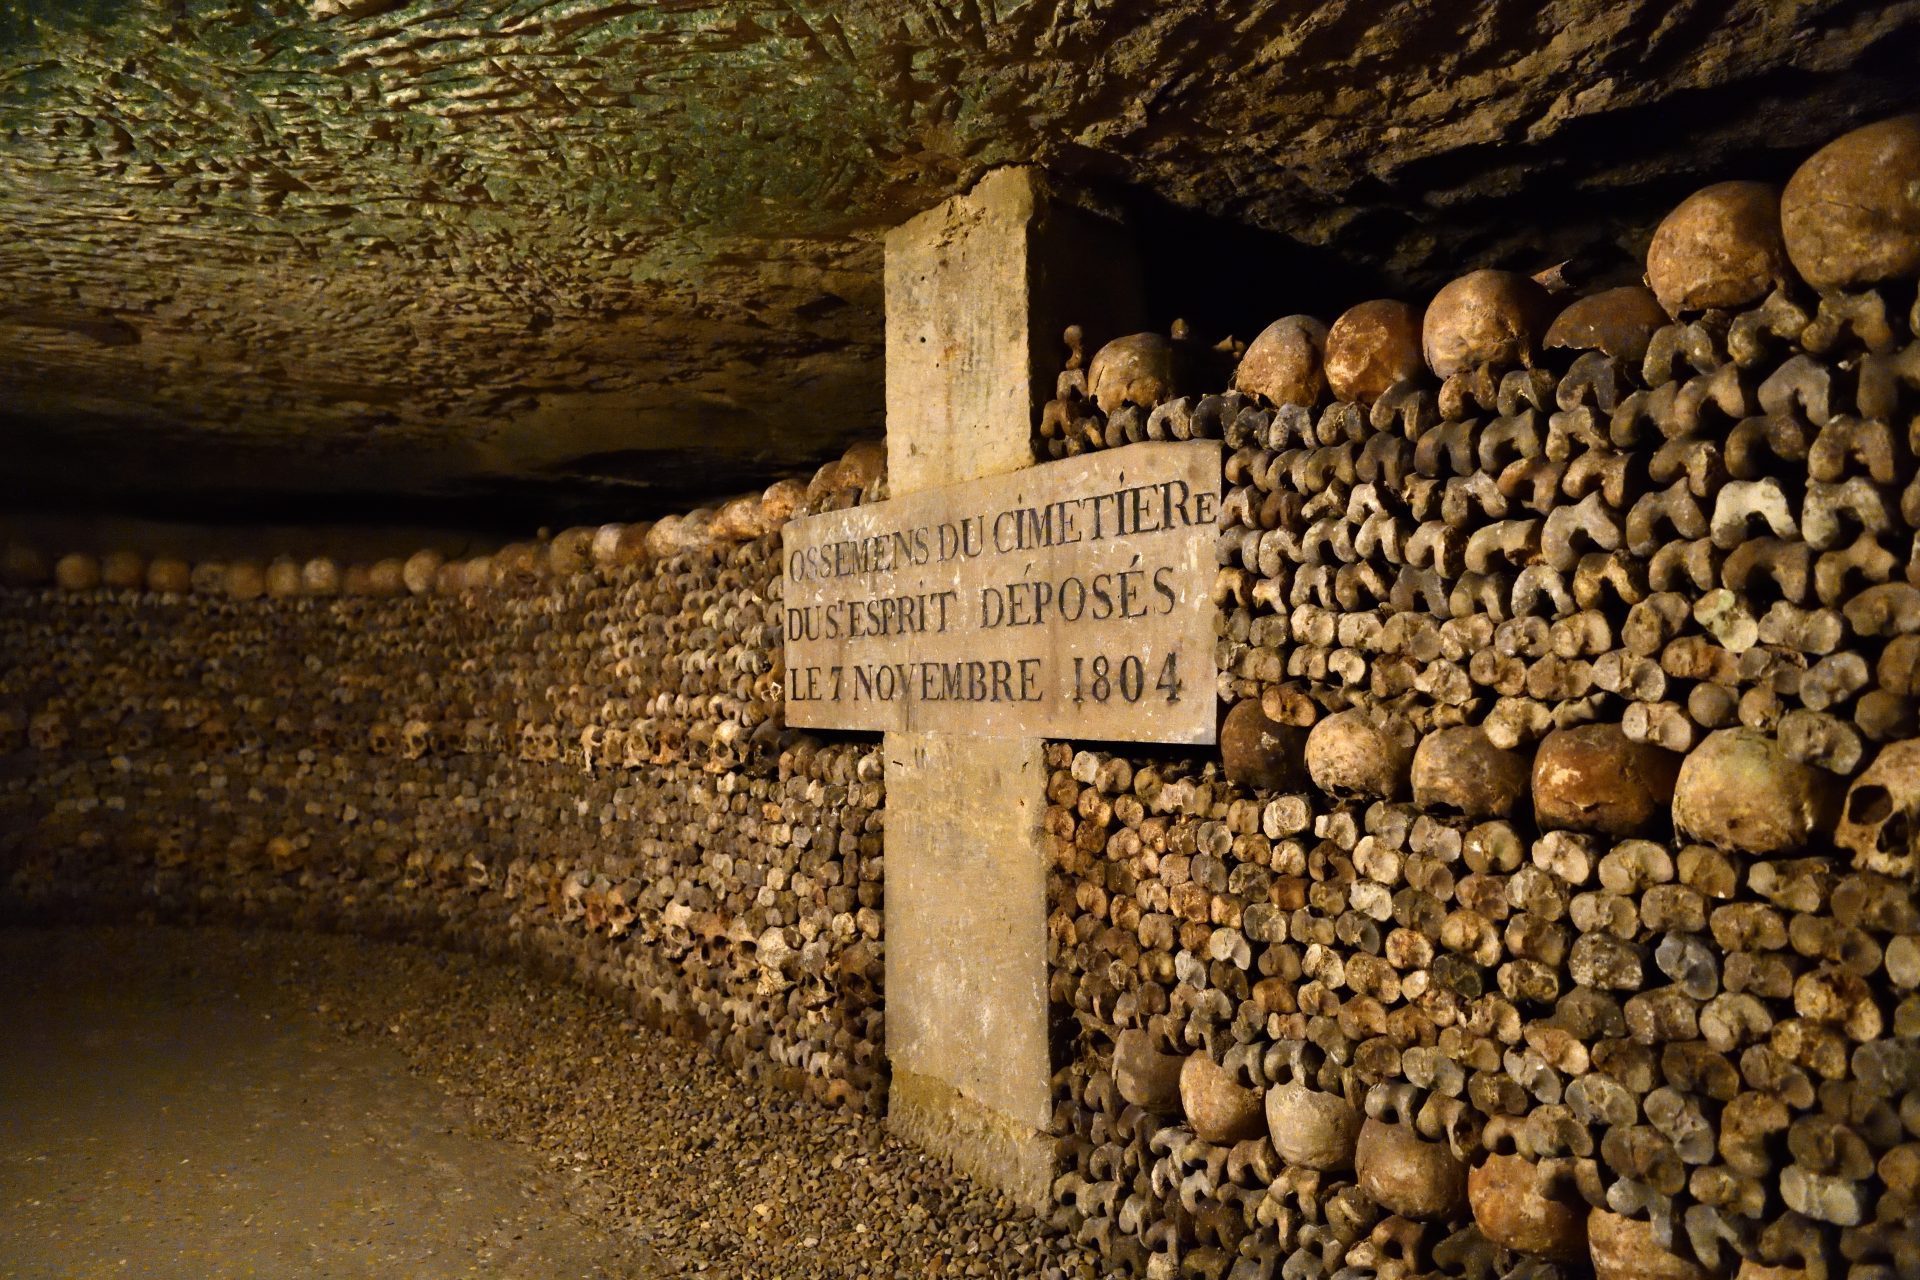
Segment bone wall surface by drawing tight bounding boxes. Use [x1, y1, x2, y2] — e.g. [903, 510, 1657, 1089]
[1040, 120, 1920, 1280]
[0, 453, 891, 1114]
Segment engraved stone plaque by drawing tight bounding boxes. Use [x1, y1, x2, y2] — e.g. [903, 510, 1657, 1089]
[782, 440, 1220, 742]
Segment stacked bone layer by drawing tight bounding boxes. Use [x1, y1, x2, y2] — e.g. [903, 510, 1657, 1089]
[1044, 117, 1920, 1280]
[0, 446, 891, 1113]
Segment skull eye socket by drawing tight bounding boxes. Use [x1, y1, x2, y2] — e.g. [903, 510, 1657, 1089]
[1848, 785, 1893, 825]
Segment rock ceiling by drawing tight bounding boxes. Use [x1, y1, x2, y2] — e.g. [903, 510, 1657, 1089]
[3, 0, 1918, 527]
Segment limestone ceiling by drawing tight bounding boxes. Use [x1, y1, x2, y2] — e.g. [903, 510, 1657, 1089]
[3, 0, 1918, 527]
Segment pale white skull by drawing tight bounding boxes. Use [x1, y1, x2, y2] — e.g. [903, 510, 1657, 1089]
[399, 718, 432, 761]
[559, 869, 592, 923]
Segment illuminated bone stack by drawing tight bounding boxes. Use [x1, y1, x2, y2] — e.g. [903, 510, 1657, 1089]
[0, 441, 892, 1114]
[1045, 116, 1920, 1280]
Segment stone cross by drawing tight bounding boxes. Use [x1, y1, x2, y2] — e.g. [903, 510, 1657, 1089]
[878, 167, 1142, 1207]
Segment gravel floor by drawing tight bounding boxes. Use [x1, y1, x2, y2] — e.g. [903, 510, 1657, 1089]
[0, 926, 1088, 1280]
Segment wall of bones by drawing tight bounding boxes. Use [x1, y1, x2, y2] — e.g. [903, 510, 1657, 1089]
[1040, 117, 1920, 1280]
[0, 443, 893, 1114]
[2, 112, 1919, 1280]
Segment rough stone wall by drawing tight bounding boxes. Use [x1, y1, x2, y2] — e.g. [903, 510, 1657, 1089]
[0, 452, 890, 1114]
[8, 0, 1916, 525]
[1041, 126, 1920, 1280]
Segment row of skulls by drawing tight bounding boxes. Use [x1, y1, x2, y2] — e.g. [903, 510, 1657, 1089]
[0, 452, 894, 1115]
[0, 441, 885, 601]
[1045, 115, 1920, 1280]
[1077, 116, 1920, 424]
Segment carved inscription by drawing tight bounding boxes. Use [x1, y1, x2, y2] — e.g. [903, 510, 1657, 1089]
[782, 441, 1220, 741]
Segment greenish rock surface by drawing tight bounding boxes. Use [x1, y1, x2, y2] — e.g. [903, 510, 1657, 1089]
[2, 0, 1915, 521]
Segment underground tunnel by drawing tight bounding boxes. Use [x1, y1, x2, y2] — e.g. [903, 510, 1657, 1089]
[4, 3, 1920, 1278]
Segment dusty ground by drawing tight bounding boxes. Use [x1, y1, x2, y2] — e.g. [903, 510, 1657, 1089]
[0, 926, 1078, 1280]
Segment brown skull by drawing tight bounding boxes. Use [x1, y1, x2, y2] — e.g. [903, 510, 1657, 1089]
[1543, 286, 1670, 365]
[1422, 270, 1556, 378]
[1645, 181, 1788, 317]
[1326, 299, 1425, 404]
[1233, 315, 1328, 407]
[1089, 332, 1178, 415]
[1835, 738, 1920, 877]
[1781, 114, 1920, 291]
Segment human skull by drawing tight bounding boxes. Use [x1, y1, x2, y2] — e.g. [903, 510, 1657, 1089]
[577, 724, 604, 770]
[759, 479, 808, 529]
[622, 725, 652, 769]
[1219, 699, 1309, 792]
[1412, 726, 1531, 819]
[225, 561, 266, 601]
[1263, 1042, 1360, 1171]
[1306, 709, 1416, 799]
[188, 560, 226, 595]
[600, 726, 627, 768]
[1835, 738, 1920, 877]
[501, 856, 530, 901]
[1468, 1153, 1590, 1262]
[1356, 1085, 1468, 1220]
[266, 836, 300, 875]
[1179, 1051, 1266, 1145]
[1533, 724, 1680, 836]
[399, 718, 432, 761]
[1781, 114, 1920, 291]
[1233, 315, 1328, 407]
[1645, 181, 1788, 317]
[99, 550, 145, 590]
[366, 559, 407, 596]
[462, 718, 495, 754]
[367, 721, 397, 756]
[199, 715, 233, 754]
[401, 549, 443, 595]
[590, 522, 649, 568]
[1088, 332, 1178, 415]
[143, 556, 191, 594]
[604, 881, 642, 938]
[837, 441, 888, 497]
[53, 553, 101, 592]
[1326, 299, 1425, 403]
[265, 556, 303, 598]
[710, 495, 770, 543]
[1422, 269, 1555, 378]
[581, 875, 613, 931]
[546, 527, 595, 576]
[301, 557, 341, 596]
[559, 868, 592, 924]
[27, 709, 68, 752]
[1673, 728, 1842, 854]
[1543, 285, 1669, 365]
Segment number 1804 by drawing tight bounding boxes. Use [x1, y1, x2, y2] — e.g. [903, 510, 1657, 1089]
[1068, 653, 1183, 704]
